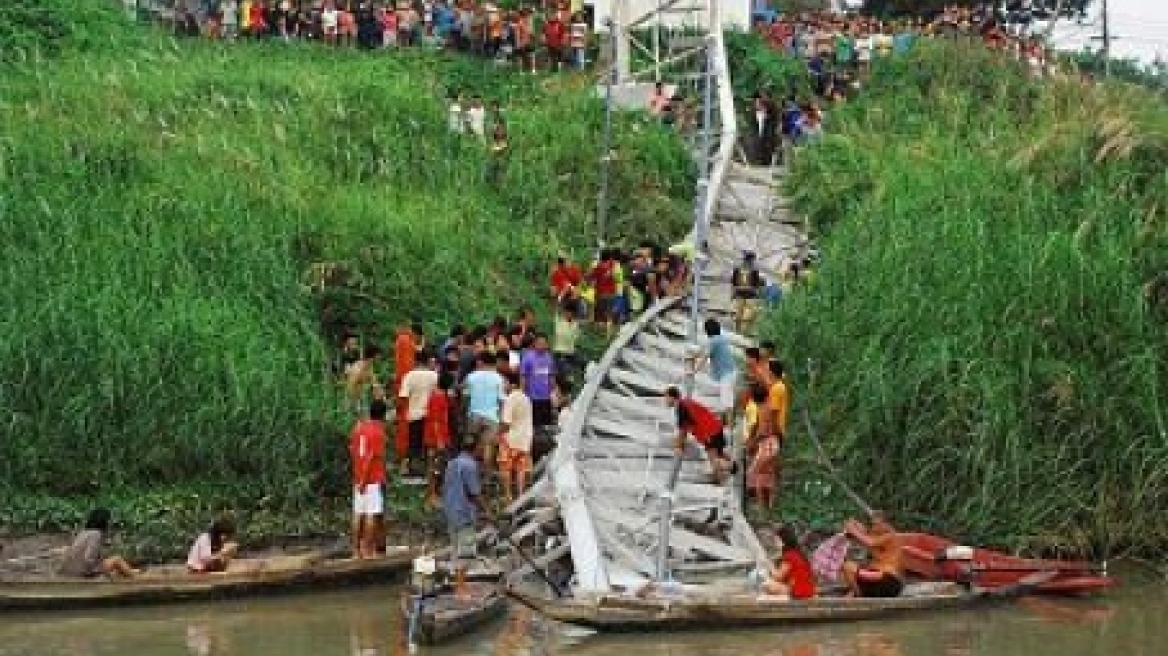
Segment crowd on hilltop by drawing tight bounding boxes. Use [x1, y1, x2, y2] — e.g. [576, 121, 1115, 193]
[742, 4, 1069, 166]
[171, 0, 594, 70]
[755, 5, 1061, 80]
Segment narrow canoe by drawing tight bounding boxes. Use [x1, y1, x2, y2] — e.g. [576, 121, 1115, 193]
[402, 582, 508, 646]
[0, 548, 418, 612]
[506, 572, 1055, 632]
[899, 532, 1114, 596]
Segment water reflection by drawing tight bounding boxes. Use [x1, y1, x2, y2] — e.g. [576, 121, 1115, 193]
[0, 576, 1163, 656]
[186, 625, 211, 656]
[348, 608, 388, 656]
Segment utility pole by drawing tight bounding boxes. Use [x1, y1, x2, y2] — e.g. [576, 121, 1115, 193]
[1102, 0, 1111, 77]
[596, 19, 618, 251]
[1085, 0, 1114, 78]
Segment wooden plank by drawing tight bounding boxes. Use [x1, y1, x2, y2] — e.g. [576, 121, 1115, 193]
[591, 507, 753, 563]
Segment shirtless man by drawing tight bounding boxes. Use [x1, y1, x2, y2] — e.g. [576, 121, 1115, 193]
[840, 512, 904, 598]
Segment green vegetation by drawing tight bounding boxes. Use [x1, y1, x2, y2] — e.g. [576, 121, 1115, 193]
[765, 38, 1168, 557]
[0, 2, 692, 556]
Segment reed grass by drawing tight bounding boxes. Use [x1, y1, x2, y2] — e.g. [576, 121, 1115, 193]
[767, 39, 1168, 556]
[0, 1, 692, 543]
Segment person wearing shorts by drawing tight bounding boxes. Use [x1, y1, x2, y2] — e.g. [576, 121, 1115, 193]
[349, 399, 388, 558]
[664, 386, 732, 484]
[498, 372, 533, 504]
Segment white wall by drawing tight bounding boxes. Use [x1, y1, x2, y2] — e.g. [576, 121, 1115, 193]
[590, 0, 755, 33]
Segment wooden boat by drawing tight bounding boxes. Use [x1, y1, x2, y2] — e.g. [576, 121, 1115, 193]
[402, 582, 507, 646]
[506, 572, 1055, 632]
[0, 548, 418, 612]
[899, 532, 1114, 596]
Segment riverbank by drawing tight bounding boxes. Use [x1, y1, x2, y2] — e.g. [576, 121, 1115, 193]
[765, 35, 1168, 557]
[0, 0, 692, 553]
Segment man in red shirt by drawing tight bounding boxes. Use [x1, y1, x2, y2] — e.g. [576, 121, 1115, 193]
[664, 386, 732, 484]
[549, 256, 582, 306]
[543, 10, 567, 72]
[350, 399, 388, 559]
[588, 250, 618, 330]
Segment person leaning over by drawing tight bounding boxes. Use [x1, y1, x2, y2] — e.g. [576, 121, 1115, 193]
[187, 516, 240, 573]
[664, 386, 733, 484]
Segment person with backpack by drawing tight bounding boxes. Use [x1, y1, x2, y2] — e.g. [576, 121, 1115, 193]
[731, 251, 766, 334]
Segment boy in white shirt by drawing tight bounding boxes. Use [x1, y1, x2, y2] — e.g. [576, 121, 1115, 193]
[498, 372, 533, 504]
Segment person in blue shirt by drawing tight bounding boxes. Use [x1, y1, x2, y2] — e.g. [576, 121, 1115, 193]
[462, 351, 505, 476]
[701, 318, 739, 423]
[442, 437, 490, 579]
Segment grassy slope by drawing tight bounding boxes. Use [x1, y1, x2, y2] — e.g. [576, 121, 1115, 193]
[767, 39, 1168, 556]
[0, 3, 692, 554]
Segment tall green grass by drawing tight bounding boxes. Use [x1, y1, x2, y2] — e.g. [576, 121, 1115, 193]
[0, 2, 692, 540]
[767, 39, 1168, 556]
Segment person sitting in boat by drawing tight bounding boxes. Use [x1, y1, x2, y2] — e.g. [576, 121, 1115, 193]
[58, 508, 139, 579]
[841, 512, 904, 598]
[187, 517, 240, 574]
[762, 524, 816, 599]
[664, 386, 733, 484]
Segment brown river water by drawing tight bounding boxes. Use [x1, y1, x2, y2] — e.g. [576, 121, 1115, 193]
[0, 569, 1162, 656]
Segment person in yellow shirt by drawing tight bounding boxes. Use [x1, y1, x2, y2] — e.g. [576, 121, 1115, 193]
[766, 359, 789, 442]
[240, 0, 254, 35]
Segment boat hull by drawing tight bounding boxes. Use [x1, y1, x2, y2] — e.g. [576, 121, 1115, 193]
[507, 584, 1007, 632]
[0, 550, 418, 612]
[403, 583, 508, 645]
[898, 533, 1114, 596]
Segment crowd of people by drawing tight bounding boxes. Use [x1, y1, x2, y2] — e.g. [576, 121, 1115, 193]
[47, 5, 940, 598]
[744, 4, 1065, 166]
[171, 0, 595, 71]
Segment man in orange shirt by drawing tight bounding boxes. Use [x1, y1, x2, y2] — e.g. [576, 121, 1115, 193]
[350, 399, 388, 559]
[392, 324, 416, 467]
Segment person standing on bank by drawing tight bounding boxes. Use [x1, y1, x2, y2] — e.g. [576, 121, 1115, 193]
[498, 372, 534, 504]
[442, 436, 492, 579]
[519, 332, 556, 434]
[349, 399, 388, 559]
[398, 351, 439, 477]
[463, 351, 506, 478]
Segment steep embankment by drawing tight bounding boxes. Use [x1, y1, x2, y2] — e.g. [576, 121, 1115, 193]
[0, 2, 692, 551]
[769, 39, 1168, 556]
